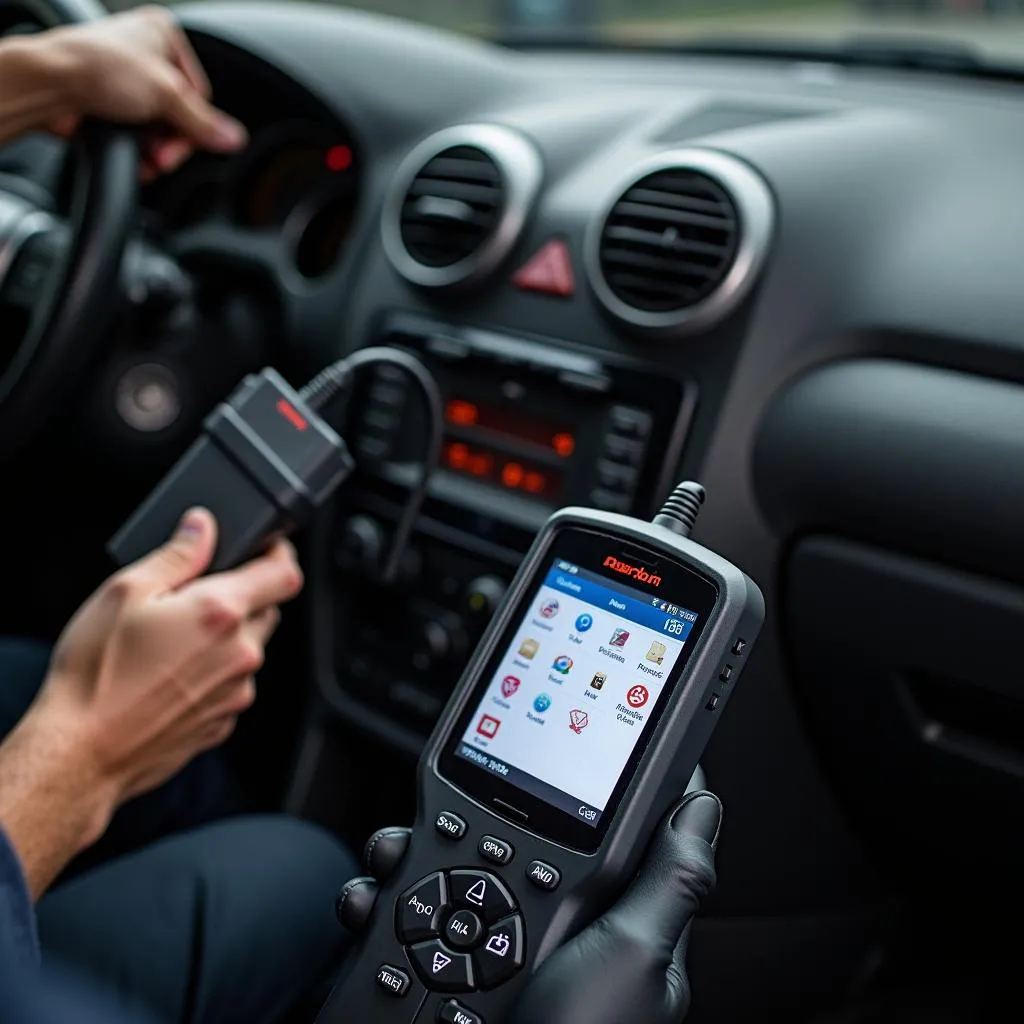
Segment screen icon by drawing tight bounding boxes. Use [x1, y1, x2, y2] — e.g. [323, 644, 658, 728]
[552, 655, 573, 675]
[609, 628, 630, 648]
[518, 638, 539, 660]
[539, 598, 560, 619]
[574, 613, 594, 632]
[476, 714, 501, 738]
[569, 708, 589, 734]
[646, 641, 667, 665]
[533, 693, 552, 713]
[501, 675, 520, 698]
[626, 684, 649, 709]
[589, 672, 607, 691]
[659, 602, 668, 612]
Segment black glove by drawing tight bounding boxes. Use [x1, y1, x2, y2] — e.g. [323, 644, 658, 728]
[507, 789, 720, 1024]
[338, 788, 720, 1024]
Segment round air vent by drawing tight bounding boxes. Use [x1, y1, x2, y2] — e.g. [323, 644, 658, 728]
[382, 124, 542, 290]
[586, 149, 774, 335]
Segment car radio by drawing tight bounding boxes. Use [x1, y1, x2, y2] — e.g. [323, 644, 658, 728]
[319, 314, 698, 744]
[350, 312, 695, 521]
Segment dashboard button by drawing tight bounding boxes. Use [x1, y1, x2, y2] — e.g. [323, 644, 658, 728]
[590, 488, 631, 514]
[444, 908, 483, 950]
[465, 575, 507, 620]
[525, 860, 561, 891]
[407, 939, 475, 993]
[602, 434, 646, 467]
[731, 638, 748, 656]
[438, 999, 484, 1024]
[478, 835, 514, 866]
[376, 963, 411, 997]
[706, 694, 721, 711]
[435, 812, 467, 840]
[367, 381, 406, 407]
[610, 405, 653, 438]
[719, 665, 733, 683]
[473, 915, 525, 989]
[396, 872, 448, 943]
[596, 459, 638, 491]
[449, 870, 516, 923]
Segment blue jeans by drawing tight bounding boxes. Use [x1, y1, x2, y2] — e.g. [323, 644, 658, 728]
[0, 638, 357, 1024]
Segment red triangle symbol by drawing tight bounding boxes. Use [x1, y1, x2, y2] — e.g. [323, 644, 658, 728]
[513, 239, 575, 298]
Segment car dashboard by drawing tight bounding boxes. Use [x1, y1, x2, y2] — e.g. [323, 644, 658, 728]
[89, 2, 1024, 1018]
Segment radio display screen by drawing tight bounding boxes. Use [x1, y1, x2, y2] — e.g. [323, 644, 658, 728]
[442, 398, 575, 501]
[443, 441, 563, 501]
[445, 398, 576, 457]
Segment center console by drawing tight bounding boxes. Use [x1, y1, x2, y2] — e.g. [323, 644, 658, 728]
[317, 313, 696, 748]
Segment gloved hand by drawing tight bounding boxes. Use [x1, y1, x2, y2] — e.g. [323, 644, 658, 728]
[338, 785, 720, 1024]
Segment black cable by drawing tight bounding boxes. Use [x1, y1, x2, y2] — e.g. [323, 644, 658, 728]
[300, 346, 444, 584]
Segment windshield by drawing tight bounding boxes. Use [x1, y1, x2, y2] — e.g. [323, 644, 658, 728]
[112, 1, 1024, 71]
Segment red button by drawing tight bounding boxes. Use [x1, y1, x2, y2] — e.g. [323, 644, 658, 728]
[512, 239, 575, 298]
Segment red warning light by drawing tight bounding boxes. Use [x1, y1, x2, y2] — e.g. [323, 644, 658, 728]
[446, 399, 479, 427]
[447, 443, 470, 470]
[523, 471, 545, 494]
[325, 145, 353, 172]
[469, 452, 492, 477]
[552, 433, 575, 458]
[502, 462, 524, 489]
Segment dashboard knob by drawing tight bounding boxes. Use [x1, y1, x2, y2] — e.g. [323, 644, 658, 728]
[337, 515, 384, 574]
[465, 574, 507, 619]
[414, 620, 452, 671]
[412, 614, 468, 673]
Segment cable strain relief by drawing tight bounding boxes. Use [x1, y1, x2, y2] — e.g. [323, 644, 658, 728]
[652, 480, 706, 538]
[299, 364, 353, 412]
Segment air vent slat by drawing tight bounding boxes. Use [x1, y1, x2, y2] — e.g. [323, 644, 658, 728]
[602, 225, 730, 258]
[623, 187, 729, 217]
[398, 143, 506, 271]
[407, 178, 503, 206]
[601, 247, 721, 280]
[597, 166, 741, 316]
[608, 201, 737, 234]
[605, 272, 698, 304]
[420, 156, 502, 184]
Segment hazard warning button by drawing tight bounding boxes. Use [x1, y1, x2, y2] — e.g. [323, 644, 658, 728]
[512, 238, 574, 297]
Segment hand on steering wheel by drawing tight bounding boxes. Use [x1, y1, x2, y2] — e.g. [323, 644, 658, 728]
[0, 1, 247, 460]
[338, 781, 721, 1024]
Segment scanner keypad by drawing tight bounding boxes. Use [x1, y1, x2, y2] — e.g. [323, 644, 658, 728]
[395, 869, 525, 992]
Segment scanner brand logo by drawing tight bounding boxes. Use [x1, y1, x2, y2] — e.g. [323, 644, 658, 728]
[602, 556, 662, 587]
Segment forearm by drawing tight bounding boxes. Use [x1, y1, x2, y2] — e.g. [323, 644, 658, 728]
[0, 33, 76, 144]
[0, 694, 118, 899]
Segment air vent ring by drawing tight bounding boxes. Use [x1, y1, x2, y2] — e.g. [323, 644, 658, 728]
[585, 149, 774, 335]
[382, 123, 542, 290]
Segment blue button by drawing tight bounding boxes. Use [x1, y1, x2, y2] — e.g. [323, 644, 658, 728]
[575, 613, 593, 632]
[533, 693, 551, 713]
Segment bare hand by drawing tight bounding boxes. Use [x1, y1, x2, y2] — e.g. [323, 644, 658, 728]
[42, 5, 246, 177]
[38, 508, 301, 817]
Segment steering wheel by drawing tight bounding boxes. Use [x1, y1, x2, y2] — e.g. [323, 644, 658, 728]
[0, 0, 136, 460]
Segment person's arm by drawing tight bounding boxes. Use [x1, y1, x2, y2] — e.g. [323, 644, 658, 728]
[0, 35, 76, 144]
[0, 509, 302, 899]
[0, 699, 119, 902]
[0, 6, 245, 173]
